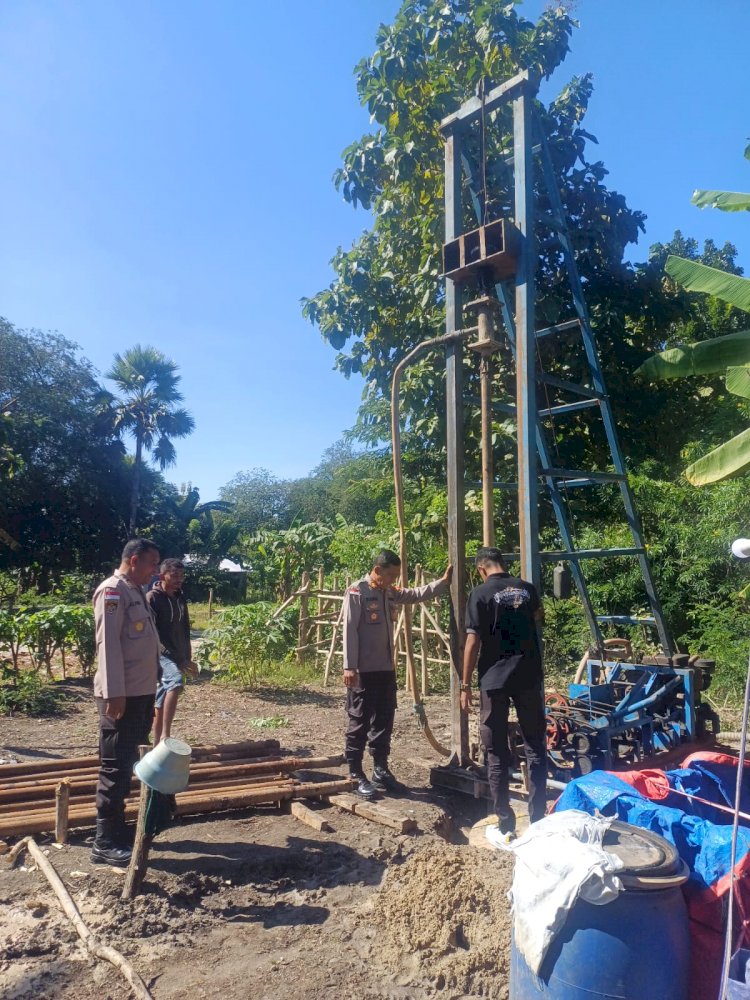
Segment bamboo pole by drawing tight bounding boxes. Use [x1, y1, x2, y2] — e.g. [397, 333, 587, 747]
[417, 566, 428, 696]
[54, 779, 70, 845]
[9, 837, 153, 999]
[317, 568, 325, 648]
[323, 602, 345, 687]
[298, 571, 310, 665]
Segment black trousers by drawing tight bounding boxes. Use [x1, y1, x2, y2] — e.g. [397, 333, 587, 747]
[345, 670, 397, 769]
[95, 695, 154, 821]
[479, 683, 547, 832]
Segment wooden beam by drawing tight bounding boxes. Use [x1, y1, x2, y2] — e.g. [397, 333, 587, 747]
[290, 801, 332, 833]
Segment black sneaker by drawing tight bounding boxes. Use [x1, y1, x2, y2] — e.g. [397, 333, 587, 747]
[350, 773, 378, 800]
[91, 842, 132, 868]
[371, 764, 406, 794]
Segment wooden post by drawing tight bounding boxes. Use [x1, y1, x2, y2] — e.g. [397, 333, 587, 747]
[121, 746, 152, 901]
[323, 603, 345, 687]
[418, 567, 429, 696]
[208, 587, 214, 619]
[298, 571, 310, 665]
[316, 567, 325, 649]
[54, 779, 70, 845]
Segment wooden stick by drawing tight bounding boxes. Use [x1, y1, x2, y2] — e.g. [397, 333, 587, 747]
[10, 837, 153, 999]
[297, 571, 310, 665]
[54, 779, 70, 845]
[418, 566, 429, 696]
[421, 602, 450, 651]
[323, 602, 345, 687]
[317, 567, 325, 649]
[121, 746, 152, 901]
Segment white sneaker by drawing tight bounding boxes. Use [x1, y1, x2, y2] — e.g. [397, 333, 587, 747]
[485, 824, 516, 851]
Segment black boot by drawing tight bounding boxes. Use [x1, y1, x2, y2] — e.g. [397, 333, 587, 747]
[91, 818, 132, 867]
[371, 761, 406, 794]
[112, 809, 135, 848]
[348, 757, 378, 800]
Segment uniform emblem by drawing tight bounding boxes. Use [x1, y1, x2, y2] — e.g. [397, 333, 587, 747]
[134, 621, 145, 632]
[105, 600, 118, 615]
[369, 612, 380, 622]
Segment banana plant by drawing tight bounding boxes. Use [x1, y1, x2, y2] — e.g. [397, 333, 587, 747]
[636, 144, 750, 485]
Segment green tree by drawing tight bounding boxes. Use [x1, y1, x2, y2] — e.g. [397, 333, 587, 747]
[220, 468, 292, 534]
[0, 319, 130, 583]
[636, 145, 750, 484]
[106, 345, 195, 535]
[301, 1, 646, 463]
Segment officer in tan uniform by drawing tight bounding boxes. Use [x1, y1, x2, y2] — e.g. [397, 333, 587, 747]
[91, 538, 161, 866]
[343, 549, 452, 798]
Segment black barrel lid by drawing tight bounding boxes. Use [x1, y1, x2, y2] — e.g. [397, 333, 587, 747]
[602, 821, 682, 878]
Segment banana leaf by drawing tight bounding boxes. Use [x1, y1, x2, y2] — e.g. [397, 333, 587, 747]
[691, 188, 750, 212]
[727, 366, 750, 399]
[665, 255, 750, 313]
[636, 329, 750, 379]
[685, 426, 750, 485]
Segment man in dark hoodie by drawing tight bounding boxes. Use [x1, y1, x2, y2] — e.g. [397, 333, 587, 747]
[146, 558, 198, 742]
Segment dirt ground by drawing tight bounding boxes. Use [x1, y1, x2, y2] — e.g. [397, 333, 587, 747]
[0, 677, 517, 1000]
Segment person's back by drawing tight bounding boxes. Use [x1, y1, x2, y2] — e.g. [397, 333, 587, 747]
[466, 571, 541, 692]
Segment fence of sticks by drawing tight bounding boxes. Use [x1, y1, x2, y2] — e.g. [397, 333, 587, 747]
[273, 565, 452, 694]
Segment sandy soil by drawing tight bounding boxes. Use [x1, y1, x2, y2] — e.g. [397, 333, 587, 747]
[0, 677, 517, 1000]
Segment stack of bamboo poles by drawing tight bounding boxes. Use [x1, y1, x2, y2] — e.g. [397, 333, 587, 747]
[283, 566, 451, 694]
[0, 739, 354, 839]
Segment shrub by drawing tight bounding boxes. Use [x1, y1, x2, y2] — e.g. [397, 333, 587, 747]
[197, 602, 296, 686]
[0, 665, 69, 716]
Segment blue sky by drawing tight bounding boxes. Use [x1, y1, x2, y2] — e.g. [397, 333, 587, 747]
[1, 1, 748, 501]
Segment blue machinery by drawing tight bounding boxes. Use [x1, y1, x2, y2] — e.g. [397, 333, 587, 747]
[430, 71, 717, 792]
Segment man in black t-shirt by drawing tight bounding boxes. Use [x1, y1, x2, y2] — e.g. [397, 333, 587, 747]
[461, 547, 547, 842]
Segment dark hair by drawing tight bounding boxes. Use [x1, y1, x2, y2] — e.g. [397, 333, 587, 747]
[372, 548, 401, 570]
[475, 547, 506, 569]
[160, 558, 185, 574]
[121, 538, 160, 562]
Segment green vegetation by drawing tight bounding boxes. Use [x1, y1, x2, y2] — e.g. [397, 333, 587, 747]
[2, 1, 750, 707]
[638, 144, 750, 484]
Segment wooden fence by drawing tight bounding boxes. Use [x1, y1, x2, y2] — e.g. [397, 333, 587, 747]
[282, 566, 451, 694]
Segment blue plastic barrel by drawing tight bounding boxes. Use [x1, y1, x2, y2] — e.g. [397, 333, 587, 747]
[510, 821, 690, 1000]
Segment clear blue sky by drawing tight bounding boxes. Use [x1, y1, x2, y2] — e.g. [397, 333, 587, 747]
[1, 1, 748, 500]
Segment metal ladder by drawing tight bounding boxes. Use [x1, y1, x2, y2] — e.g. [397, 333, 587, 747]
[456, 94, 673, 655]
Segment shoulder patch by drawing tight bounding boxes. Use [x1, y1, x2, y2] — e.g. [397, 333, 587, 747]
[104, 588, 120, 599]
[348, 586, 360, 594]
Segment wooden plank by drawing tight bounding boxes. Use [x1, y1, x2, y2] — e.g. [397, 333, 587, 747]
[352, 800, 417, 834]
[290, 801, 331, 833]
[327, 792, 359, 814]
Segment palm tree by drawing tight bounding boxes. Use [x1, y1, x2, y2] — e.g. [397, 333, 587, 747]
[106, 345, 195, 535]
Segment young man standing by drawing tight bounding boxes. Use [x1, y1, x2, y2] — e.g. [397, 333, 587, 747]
[461, 547, 547, 846]
[92, 538, 161, 866]
[147, 558, 199, 743]
[343, 549, 452, 798]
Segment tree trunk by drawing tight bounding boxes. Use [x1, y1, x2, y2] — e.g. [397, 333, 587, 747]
[128, 434, 143, 537]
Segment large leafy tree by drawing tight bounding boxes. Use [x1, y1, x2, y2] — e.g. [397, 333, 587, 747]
[105, 345, 195, 535]
[302, 1, 648, 474]
[637, 145, 750, 484]
[0, 319, 130, 582]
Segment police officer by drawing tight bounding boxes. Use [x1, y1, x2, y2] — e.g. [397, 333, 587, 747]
[460, 547, 546, 847]
[91, 538, 161, 866]
[343, 549, 452, 798]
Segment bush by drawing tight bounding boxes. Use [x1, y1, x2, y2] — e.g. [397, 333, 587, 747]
[0, 665, 69, 716]
[197, 602, 297, 686]
[182, 565, 249, 604]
